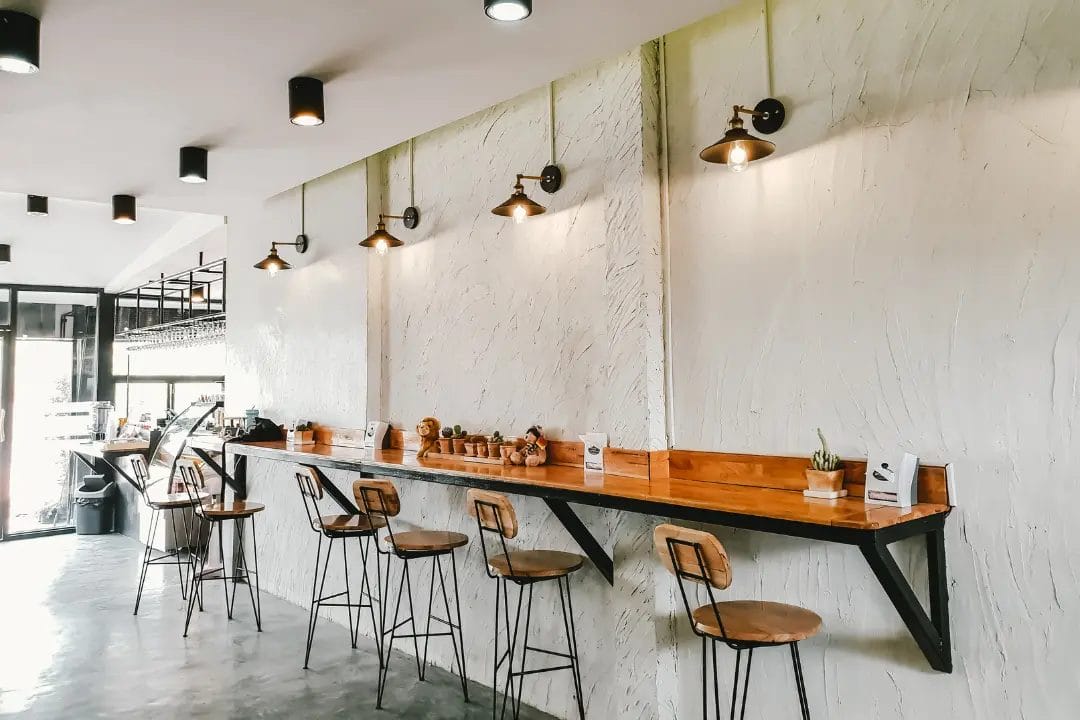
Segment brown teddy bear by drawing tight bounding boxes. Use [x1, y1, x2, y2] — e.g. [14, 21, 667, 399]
[510, 426, 547, 467]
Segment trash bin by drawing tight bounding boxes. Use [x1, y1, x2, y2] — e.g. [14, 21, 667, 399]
[74, 474, 116, 535]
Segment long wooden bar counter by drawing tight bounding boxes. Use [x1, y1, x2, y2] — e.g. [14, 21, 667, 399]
[214, 439, 953, 673]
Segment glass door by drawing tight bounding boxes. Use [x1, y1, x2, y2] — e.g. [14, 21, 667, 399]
[0, 289, 99, 539]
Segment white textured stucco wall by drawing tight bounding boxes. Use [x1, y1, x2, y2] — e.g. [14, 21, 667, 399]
[225, 0, 1080, 717]
[665, 0, 1080, 718]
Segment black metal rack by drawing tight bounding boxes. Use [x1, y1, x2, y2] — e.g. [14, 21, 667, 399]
[113, 257, 226, 343]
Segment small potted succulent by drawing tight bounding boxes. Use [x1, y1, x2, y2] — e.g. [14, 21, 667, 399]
[452, 425, 468, 454]
[806, 428, 844, 495]
[288, 421, 315, 446]
[438, 426, 454, 454]
[464, 436, 477, 457]
[474, 435, 488, 457]
[488, 431, 504, 458]
[500, 436, 517, 460]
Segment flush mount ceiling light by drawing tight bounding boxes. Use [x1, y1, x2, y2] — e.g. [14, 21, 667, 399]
[112, 194, 137, 224]
[180, 146, 208, 183]
[492, 82, 564, 223]
[27, 195, 48, 216]
[485, 0, 532, 21]
[361, 208, 419, 256]
[0, 244, 10, 264]
[699, 99, 785, 172]
[289, 76, 324, 126]
[255, 183, 310, 275]
[0, 10, 40, 74]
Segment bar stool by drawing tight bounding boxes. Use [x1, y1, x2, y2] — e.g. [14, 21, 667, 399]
[295, 466, 385, 669]
[129, 455, 210, 615]
[179, 462, 265, 637]
[654, 524, 820, 719]
[466, 489, 587, 720]
[353, 479, 470, 709]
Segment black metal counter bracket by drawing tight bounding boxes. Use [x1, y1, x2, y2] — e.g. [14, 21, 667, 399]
[544, 498, 614, 585]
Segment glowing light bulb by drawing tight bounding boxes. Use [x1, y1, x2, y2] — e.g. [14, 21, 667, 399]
[268, 265, 279, 277]
[375, 238, 389, 256]
[512, 204, 527, 224]
[728, 143, 749, 173]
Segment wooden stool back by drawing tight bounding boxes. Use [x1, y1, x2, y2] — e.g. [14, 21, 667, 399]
[654, 524, 732, 590]
[352, 479, 402, 518]
[466, 489, 518, 539]
[178, 462, 208, 518]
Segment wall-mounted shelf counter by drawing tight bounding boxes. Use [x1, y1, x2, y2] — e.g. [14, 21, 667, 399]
[221, 440, 954, 674]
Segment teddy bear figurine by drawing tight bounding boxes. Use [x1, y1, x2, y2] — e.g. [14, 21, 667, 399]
[510, 426, 548, 467]
[416, 416, 441, 459]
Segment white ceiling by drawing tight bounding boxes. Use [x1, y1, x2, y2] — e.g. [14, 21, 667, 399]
[0, 191, 203, 287]
[0, 0, 732, 217]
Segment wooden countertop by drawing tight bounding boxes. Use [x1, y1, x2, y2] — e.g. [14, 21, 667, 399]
[228, 441, 949, 532]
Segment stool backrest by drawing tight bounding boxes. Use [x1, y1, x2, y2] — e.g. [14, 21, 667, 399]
[654, 524, 732, 589]
[296, 466, 324, 533]
[655, 523, 734, 643]
[178, 462, 207, 518]
[466, 489, 518, 539]
[129, 455, 151, 497]
[353, 479, 400, 552]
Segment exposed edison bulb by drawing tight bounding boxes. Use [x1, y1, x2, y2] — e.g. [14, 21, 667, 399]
[512, 204, 527, 224]
[728, 143, 749, 173]
[267, 264, 280, 277]
[375, 237, 389, 256]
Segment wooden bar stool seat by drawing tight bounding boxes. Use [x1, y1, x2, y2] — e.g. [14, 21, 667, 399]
[147, 490, 211, 509]
[200, 500, 265, 518]
[692, 601, 821, 644]
[488, 550, 584, 580]
[314, 513, 386, 536]
[385, 530, 469, 555]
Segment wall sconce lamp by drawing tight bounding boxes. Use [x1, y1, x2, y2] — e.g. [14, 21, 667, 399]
[255, 184, 310, 275]
[700, 98, 785, 172]
[360, 207, 420, 256]
[491, 165, 562, 223]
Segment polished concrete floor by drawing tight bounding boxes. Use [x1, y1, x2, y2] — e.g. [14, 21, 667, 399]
[0, 534, 554, 719]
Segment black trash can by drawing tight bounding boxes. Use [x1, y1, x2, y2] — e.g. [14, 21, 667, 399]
[74, 474, 116, 535]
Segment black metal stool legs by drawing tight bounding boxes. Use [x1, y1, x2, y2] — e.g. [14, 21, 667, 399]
[304, 533, 380, 669]
[789, 643, 810, 720]
[182, 516, 262, 637]
[134, 508, 196, 615]
[494, 577, 585, 720]
[375, 551, 470, 710]
[133, 508, 160, 615]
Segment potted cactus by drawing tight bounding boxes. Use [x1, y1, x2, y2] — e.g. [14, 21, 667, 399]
[451, 425, 468, 454]
[488, 431, 504, 458]
[805, 428, 845, 496]
[438, 426, 454, 454]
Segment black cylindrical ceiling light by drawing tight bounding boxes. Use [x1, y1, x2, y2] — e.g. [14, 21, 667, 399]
[0, 10, 40, 74]
[179, 146, 208, 183]
[112, 194, 137, 224]
[27, 195, 48, 216]
[0, 244, 11, 264]
[484, 0, 532, 21]
[289, 76, 324, 126]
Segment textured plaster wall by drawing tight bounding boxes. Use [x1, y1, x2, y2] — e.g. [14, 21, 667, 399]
[664, 0, 1080, 717]
[225, 0, 1080, 717]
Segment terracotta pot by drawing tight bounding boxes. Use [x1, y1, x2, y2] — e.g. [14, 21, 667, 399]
[437, 438, 453, 454]
[464, 442, 477, 457]
[452, 438, 467, 454]
[805, 469, 844, 494]
[500, 443, 515, 459]
[488, 443, 502, 459]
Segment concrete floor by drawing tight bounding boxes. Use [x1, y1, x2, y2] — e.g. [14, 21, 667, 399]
[0, 534, 555, 719]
